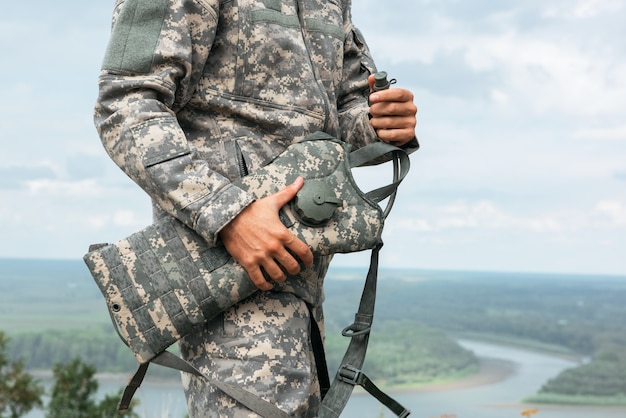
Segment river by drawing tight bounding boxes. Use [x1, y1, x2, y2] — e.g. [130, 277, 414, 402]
[25, 340, 626, 418]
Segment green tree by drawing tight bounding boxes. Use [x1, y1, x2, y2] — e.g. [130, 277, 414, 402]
[46, 358, 138, 418]
[91, 391, 137, 418]
[0, 331, 44, 418]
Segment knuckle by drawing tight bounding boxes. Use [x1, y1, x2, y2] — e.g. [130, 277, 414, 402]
[266, 241, 282, 254]
[276, 230, 293, 243]
[283, 259, 300, 274]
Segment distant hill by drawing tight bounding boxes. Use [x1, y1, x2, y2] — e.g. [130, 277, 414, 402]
[3, 258, 626, 400]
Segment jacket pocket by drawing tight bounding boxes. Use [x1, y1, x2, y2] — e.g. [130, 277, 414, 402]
[131, 119, 191, 168]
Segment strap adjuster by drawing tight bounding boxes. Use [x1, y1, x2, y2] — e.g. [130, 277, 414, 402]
[338, 364, 362, 386]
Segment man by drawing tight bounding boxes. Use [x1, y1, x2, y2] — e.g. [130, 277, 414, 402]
[94, 0, 418, 416]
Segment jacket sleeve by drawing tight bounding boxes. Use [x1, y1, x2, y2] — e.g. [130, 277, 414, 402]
[336, 2, 419, 153]
[94, 0, 253, 246]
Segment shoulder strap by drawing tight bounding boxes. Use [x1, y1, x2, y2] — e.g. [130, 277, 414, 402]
[110, 139, 412, 417]
[349, 142, 411, 218]
[113, 247, 410, 417]
[118, 352, 291, 418]
[317, 246, 411, 418]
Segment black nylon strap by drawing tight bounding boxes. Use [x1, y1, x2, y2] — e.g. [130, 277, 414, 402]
[109, 138, 411, 417]
[318, 246, 411, 418]
[118, 362, 149, 411]
[154, 352, 291, 418]
[338, 365, 411, 418]
[114, 247, 408, 417]
[348, 142, 411, 217]
[318, 246, 379, 417]
[118, 352, 292, 418]
[309, 307, 331, 398]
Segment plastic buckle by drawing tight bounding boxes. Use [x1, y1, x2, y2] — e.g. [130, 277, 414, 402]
[399, 410, 411, 418]
[338, 365, 362, 386]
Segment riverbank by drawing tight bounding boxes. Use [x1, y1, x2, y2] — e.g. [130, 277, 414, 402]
[404, 357, 518, 393]
[30, 348, 519, 395]
[26, 340, 626, 418]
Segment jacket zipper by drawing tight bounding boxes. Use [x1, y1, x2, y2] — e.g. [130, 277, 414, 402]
[235, 142, 249, 177]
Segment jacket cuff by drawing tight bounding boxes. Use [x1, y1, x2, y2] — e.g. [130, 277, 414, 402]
[194, 184, 255, 246]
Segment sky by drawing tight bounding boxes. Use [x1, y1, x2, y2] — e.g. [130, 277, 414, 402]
[0, 0, 624, 276]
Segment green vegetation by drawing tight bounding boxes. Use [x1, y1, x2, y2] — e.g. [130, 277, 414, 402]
[45, 358, 139, 418]
[0, 259, 104, 334]
[3, 260, 626, 405]
[327, 269, 624, 357]
[0, 330, 139, 418]
[323, 268, 626, 404]
[1, 260, 479, 388]
[325, 321, 477, 388]
[7, 321, 476, 386]
[523, 393, 626, 407]
[536, 360, 626, 397]
[527, 335, 626, 405]
[0, 332, 44, 418]
[7, 325, 180, 380]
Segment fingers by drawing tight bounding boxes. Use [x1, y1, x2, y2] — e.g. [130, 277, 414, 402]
[369, 87, 414, 105]
[219, 177, 314, 291]
[268, 176, 304, 210]
[265, 177, 314, 267]
[368, 87, 417, 145]
[242, 231, 313, 290]
[284, 234, 314, 268]
[373, 125, 416, 144]
[246, 266, 274, 291]
[369, 89, 417, 118]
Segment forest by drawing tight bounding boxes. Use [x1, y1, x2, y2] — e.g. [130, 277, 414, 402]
[2, 259, 626, 405]
[333, 268, 626, 404]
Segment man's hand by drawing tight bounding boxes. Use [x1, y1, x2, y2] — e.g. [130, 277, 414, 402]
[219, 177, 314, 291]
[368, 74, 418, 146]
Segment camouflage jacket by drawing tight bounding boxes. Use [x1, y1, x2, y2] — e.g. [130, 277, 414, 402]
[94, 0, 413, 304]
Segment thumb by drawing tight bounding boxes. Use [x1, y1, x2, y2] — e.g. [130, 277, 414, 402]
[269, 176, 304, 209]
[367, 74, 376, 93]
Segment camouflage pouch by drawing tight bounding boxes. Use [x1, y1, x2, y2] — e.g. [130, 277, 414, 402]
[84, 131, 409, 364]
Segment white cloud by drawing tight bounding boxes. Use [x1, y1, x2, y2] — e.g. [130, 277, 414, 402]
[83, 210, 145, 231]
[490, 89, 510, 106]
[594, 200, 626, 227]
[84, 214, 110, 230]
[26, 179, 104, 198]
[358, 1, 626, 123]
[574, 125, 626, 141]
[0, 1, 624, 275]
[112, 210, 143, 228]
[543, 0, 623, 19]
[391, 197, 626, 237]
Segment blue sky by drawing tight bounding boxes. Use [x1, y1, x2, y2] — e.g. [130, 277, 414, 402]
[1, 0, 624, 276]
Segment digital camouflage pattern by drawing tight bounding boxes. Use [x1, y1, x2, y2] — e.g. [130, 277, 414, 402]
[237, 135, 388, 255]
[180, 292, 323, 418]
[84, 216, 257, 364]
[94, 0, 398, 250]
[83, 135, 407, 364]
[93, 0, 418, 415]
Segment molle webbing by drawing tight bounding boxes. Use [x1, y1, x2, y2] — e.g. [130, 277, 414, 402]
[84, 132, 411, 416]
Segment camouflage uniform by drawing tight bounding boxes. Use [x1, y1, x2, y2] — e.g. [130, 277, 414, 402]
[94, 0, 416, 416]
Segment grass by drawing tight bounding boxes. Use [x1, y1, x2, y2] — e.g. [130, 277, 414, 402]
[374, 364, 480, 391]
[1, 308, 109, 334]
[453, 332, 579, 358]
[524, 393, 626, 407]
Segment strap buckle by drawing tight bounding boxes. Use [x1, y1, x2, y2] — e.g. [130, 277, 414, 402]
[338, 364, 362, 386]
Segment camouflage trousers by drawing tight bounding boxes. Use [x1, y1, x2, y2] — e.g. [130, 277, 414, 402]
[179, 291, 323, 417]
